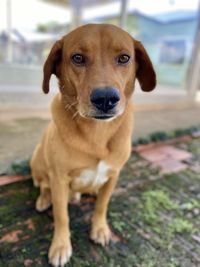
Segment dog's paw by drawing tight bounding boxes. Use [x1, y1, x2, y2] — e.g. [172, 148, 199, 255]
[90, 222, 111, 246]
[48, 238, 72, 267]
[70, 192, 81, 205]
[36, 195, 51, 212]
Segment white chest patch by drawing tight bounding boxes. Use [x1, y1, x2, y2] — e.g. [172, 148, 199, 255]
[77, 161, 110, 188]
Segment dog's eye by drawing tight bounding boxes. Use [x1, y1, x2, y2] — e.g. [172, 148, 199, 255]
[71, 54, 86, 65]
[117, 54, 130, 65]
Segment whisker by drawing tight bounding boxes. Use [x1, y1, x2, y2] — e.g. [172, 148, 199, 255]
[65, 102, 76, 111]
[64, 99, 78, 111]
[72, 110, 79, 120]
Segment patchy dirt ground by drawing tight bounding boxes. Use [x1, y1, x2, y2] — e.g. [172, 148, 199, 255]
[0, 137, 200, 267]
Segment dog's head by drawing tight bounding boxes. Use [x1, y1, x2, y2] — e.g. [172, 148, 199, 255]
[43, 24, 156, 120]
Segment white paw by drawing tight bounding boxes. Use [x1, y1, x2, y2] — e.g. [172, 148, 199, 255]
[36, 195, 51, 212]
[70, 192, 81, 205]
[90, 223, 111, 246]
[48, 239, 72, 267]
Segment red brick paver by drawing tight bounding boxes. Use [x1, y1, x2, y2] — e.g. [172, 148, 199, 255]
[139, 145, 192, 174]
[0, 175, 30, 186]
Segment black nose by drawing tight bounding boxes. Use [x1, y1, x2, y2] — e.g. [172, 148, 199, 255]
[90, 87, 120, 113]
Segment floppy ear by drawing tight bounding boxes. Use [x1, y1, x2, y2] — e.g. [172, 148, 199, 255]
[42, 40, 63, 94]
[134, 40, 156, 92]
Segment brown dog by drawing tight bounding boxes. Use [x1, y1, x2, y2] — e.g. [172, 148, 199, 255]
[31, 24, 156, 266]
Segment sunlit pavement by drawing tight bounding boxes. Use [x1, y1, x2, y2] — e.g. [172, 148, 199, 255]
[0, 100, 200, 173]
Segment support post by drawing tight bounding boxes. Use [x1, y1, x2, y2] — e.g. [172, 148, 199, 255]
[119, 0, 128, 29]
[6, 0, 13, 63]
[69, 0, 83, 30]
[187, 2, 200, 98]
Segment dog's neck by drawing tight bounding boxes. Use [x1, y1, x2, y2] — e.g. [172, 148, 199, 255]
[51, 93, 132, 159]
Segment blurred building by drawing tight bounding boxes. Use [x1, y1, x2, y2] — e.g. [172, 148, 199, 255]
[0, 29, 57, 64]
[0, 0, 199, 107]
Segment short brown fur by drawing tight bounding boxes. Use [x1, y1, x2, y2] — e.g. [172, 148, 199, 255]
[31, 24, 156, 267]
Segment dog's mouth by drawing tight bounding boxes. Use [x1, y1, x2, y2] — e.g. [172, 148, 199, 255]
[90, 108, 125, 121]
[79, 107, 124, 121]
[78, 111, 116, 121]
[92, 115, 115, 120]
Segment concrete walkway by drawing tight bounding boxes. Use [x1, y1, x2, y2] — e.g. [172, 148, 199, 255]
[134, 103, 200, 139]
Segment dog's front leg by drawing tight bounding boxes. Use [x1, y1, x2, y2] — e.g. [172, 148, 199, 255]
[90, 172, 118, 246]
[48, 176, 72, 267]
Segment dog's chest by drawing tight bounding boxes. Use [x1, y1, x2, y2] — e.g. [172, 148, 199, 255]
[72, 161, 110, 191]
